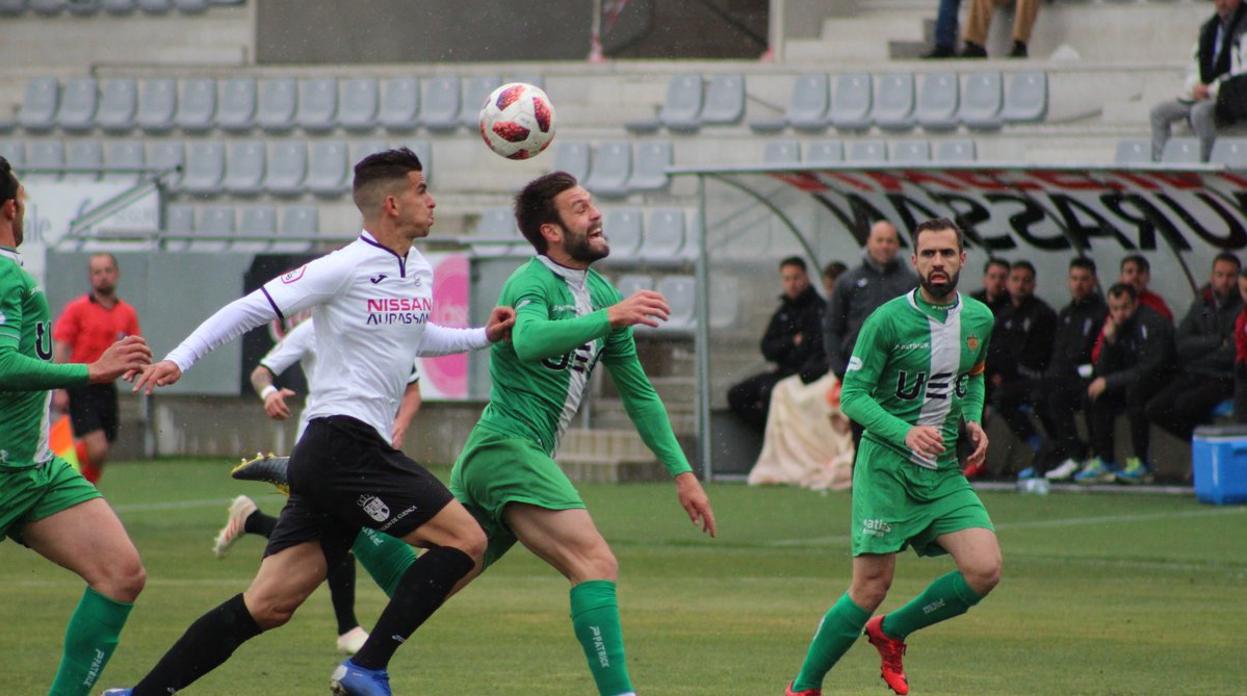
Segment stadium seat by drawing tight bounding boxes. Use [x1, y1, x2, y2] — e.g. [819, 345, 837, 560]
[235, 206, 276, 252]
[847, 140, 888, 163]
[296, 78, 337, 133]
[224, 140, 265, 195]
[380, 77, 419, 132]
[805, 139, 844, 164]
[26, 140, 65, 181]
[830, 73, 872, 131]
[642, 208, 686, 265]
[874, 73, 915, 131]
[66, 0, 99, 14]
[97, 79, 138, 133]
[163, 204, 195, 251]
[935, 139, 977, 162]
[338, 78, 379, 132]
[0, 0, 25, 15]
[470, 205, 521, 255]
[461, 75, 500, 129]
[58, 78, 98, 132]
[194, 205, 235, 251]
[602, 208, 642, 262]
[916, 72, 959, 132]
[763, 139, 801, 164]
[1211, 138, 1247, 168]
[173, 0, 207, 12]
[29, 0, 65, 14]
[701, 73, 744, 125]
[65, 140, 103, 181]
[659, 74, 703, 132]
[787, 73, 830, 132]
[349, 139, 389, 167]
[403, 140, 432, 184]
[628, 140, 672, 192]
[147, 140, 184, 189]
[890, 139, 931, 163]
[102, 0, 135, 13]
[1161, 137, 1202, 163]
[585, 141, 631, 198]
[1002, 71, 1047, 123]
[0, 141, 25, 167]
[1115, 139, 1152, 164]
[175, 78, 216, 132]
[103, 140, 145, 183]
[137, 78, 176, 133]
[616, 274, 655, 301]
[709, 275, 739, 329]
[265, 140, 307, 196]
[257, 78, 297, 133]
[420, 76, 461, 133]
[960, 72, 1003, 130]
[274, 204, 318, 251]
[19, 78, 59, 132]
[181, 140, 225, 195]
[656, 275, 696, 332]
[217, 77, 257, 132]
[553, 141, 590, 183]
[306, 140, 349, 196]
[137, 0, 170, 13]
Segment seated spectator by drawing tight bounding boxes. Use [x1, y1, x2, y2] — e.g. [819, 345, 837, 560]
[1077, 283, 1175, 484]
[986, 260, 1056, 478]
[1091, 254, 1173, 363]
[728, 256, 826, 432]
[924, 0, 962, 59]
[1146, 253, 1242, 471]
[971, 256, 1011, 317]
[962, 0, 1041, 58]
[1038, 258, 1107, 482]
[1151, 0, 1247, 162]
[1234, 267, 1247, 421]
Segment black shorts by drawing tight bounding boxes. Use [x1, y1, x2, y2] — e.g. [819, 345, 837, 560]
[67, 383, 119, 442]
[264, 415, 455, 567]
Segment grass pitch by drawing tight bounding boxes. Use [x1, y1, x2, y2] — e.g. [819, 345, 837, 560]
[1, 459, 1243, 695]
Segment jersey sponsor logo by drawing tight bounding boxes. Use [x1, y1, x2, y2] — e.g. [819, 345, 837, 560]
[896, 370, 969, 401]
[365, 297, 433, 326]
[543, 342, 597, 374]
[895, 370, 926, 400]
[358, 495, 390, 522]
[280, 266, 307, 284]
[846, 356, 863, 372]
[894, 341, 929, 351]
[861, 518, 892, 537]
[35, 321, 52, 360]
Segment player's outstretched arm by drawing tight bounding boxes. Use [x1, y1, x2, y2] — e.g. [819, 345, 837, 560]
[131, 359, 182, 394]
[484, 306, 516, 343]
[675, 472, 717, 537]
[88, 335, 152, 383]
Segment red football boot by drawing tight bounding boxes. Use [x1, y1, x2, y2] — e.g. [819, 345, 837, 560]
[785, 682, 821, 696]
[864, 615, 909, 695]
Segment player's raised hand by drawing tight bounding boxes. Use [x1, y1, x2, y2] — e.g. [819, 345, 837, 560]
[905, 424, 945, 458]
[264, 388, 297, 420]
[485, 306, 517, 343]
[608, 290, 670, 329]
[964, 420, 989, 469]
[131, 359, 182, 394]
[675, 472, 717, 538]
[89, 335, 151, 384]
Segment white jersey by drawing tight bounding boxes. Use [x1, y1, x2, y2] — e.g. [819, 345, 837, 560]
[166, 230, 483, 442]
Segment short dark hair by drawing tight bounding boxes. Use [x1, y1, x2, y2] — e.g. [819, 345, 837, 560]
[1107, 282, 1137, 301]
[822, 260, 848, 283]
[1010, 260, 1036, 277]
[779, 256, 807, 272]
[912, 217, 964, 251]
[0, 156, 18, 204]
[1069, 257, 1097, 274]
[983, 257, 1010, 274]
[1121, 254, 1150, 274]
[514, 171, 579, 255]
[1213, 251, 1241, 271]
[351, 147, 423, 213]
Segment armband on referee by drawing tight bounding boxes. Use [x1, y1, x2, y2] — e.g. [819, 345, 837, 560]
[259, 385, 278, 401]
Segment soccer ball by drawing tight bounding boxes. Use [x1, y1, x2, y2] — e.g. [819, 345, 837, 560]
[478, 82, 556, 160]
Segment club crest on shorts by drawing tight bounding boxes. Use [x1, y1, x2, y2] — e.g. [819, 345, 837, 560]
[358, 495, 390, 522]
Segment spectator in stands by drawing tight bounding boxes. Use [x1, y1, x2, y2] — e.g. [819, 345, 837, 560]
[1233, 267, 1247, 422]
[823, 221, 918, 449]
[961, 0, 1041, 58]
[986, 260, 1056, 478]
[1150, 0, 1247, 161]
[821, 261, 848, 299]
[727, 256, 826, 432]
[1077, 283, 1175, 484]
[971, 257, 1011, 317]
[1038, 257, 1107, 482]
[924, 0, 962, 59]
[1090, 255, 1173, 364]
[1145, 253, 1242, 463]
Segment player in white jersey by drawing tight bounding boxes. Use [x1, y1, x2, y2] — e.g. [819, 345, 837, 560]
[106, 148, 515, 696]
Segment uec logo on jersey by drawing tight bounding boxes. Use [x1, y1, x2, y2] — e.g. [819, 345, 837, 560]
[358, 495, 390, 522]
[895, 370, 969, 401]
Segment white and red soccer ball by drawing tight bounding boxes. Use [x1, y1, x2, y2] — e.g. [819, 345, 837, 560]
[478, 82, 556, 160]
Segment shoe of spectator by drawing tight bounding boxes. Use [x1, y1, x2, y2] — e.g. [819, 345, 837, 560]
[1017, 466, 1038, 480]
[961, 42, 988, 58]
[1074, 458, 1116, 484]
[1044, 458, 1081, 481]
[1115, 457, 1154, 485]
[923, 44, 956, 59]
[1009, 40, 1028, 58]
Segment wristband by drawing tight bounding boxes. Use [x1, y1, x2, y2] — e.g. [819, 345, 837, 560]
[260, 385, 278, 401]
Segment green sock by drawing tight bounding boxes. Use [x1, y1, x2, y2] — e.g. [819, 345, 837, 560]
[48, 587, 133, 696]
[881, 570, 982, 640]
[569, 580, 634, 696]
[792, 593, 871, 691]
[351, 528, 419, 598]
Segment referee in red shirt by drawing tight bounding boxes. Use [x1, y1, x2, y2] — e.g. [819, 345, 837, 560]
[52, 253, 141, 482]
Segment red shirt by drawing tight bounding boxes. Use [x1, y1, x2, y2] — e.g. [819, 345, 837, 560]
[1235, 308, 1247, 366]
[53, 294, 141, 364]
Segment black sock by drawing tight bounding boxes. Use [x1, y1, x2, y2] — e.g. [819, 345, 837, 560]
[350, 546, 474, 670]
[328, 552, 360, 635]
[244, 510, 278, 537]
[133, 593, 263, 696]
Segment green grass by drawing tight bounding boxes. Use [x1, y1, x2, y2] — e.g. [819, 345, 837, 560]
[2, 459, 1244, 695]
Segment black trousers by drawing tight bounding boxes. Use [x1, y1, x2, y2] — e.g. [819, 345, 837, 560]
[1089, 377, 1167, 464]
[992, 377, 1042, 447]
[1037, 375, 1091, 470]
[1145, 371, 1234, 442]
[1235, 365, 1247, 423]
[727, 370, 788, 432]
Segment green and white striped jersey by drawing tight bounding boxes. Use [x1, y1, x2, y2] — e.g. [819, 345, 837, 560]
[840, 288, 994, 470]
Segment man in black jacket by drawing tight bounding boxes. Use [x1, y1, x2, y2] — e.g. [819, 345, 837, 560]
[727, 256, 826, 432]
[1037, 258, 1107, 481]
[1076, 283, 1175, 484]
[970, 257, 1011, 318]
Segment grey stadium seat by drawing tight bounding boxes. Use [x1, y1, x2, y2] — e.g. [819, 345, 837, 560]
[0, 141, 25, 167]
[0, 0, 25, 15]
[297, 78, 337, 133]
[104, 140, 145, 182]
[628, 140, 672, 192]
[472, 206, 521, 255]
[274, 205, 318, 251]
[194, 205, 235, 251]
[1211, 138, 1247, 168]
[890, 140, 931, 163]
[847, 140, 888, 163]
[805, 140, 844, 165]
[137, 78, 176, 133]
[338, 78, 378, 132]
[553, 141, 590, 183]
[66, 0, 98, 15]
[257, 78, 297, 133]
[163, 205, 196, 253]
[763, 139, 800, 164]
[235, 206, 275, 252]
[656, 275, 696, 332]
[616, 274, 655, 301]
[1002, 71, 1047, 123]
[420, 76, 461, 133]
[380, 77, 419, 132]
[27, 140, 65, 181]
[264, 140, 307, 196]
[182, 140, 225, 195]
[960, 72, 1003, 130]
[701, 73, 744, 126]
[147, 140, 184, 189]
[224, 140, 265, 195]
[916, 72, 959, 132]
[137, 0, 170, 13]
[709, 274, 739, 329]
[349, 139, 389, 167]
[830, 73, 872, 131]
[874, 73, 915, 131]
[584, 141, 631, 198]
[787, 73, 830, 132]
[30, 0, 65, 14]
[1115, 139, 1151, 164]
[173, 0, 207, 12]
[1161, 137, 1202, 163]
[102, 0, 135, 13]
[176, 78, 216, 132]
[97, 79, 138, 132]
[935, 139, 977, 162]
[18, 77, 58, 132]
[461, 75, 500, 129]
[306, 140, 349, 196]
[65, 139, 103, 181]
[217, 77, 257, 132]
[602, 208, 642, 262]
[58, 78, 99, 132]
[642, 208, 686, 264]
[659, 74, 703, 132]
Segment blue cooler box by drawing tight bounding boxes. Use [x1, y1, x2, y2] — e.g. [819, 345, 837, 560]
[1191, 425, 1247, 505]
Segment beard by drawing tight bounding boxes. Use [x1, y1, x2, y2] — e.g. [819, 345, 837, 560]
[564, 224, 609, 264]
[921, 269, 960, 300]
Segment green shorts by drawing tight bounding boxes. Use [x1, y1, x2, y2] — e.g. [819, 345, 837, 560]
[851, 437, 994, 557]
[0, 456, 101, 545]
[449, 426, 585, 568]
